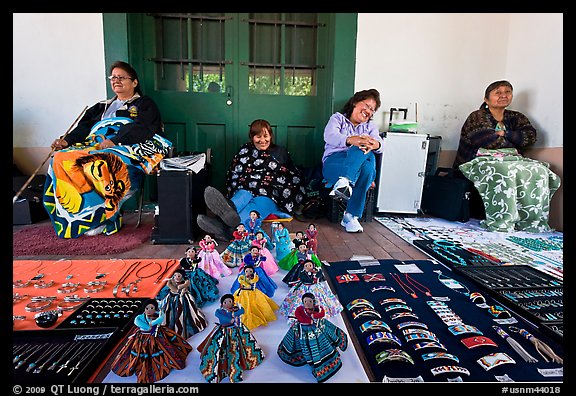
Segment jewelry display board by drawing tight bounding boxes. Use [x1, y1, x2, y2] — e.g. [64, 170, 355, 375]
[57, 298, 146, 332]
[13, 259, 177, 331]
[13, 327, 119, 384]
[413, 239, 499, 267]
[454, 265, 563, 341]
[323, 259, 563, 382]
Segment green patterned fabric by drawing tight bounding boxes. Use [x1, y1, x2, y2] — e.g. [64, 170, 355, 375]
[459, 151, 560, 233]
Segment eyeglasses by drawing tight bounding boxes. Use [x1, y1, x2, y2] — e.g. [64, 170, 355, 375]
[359, 101, 376, 114]
[108, 75, 133, 82]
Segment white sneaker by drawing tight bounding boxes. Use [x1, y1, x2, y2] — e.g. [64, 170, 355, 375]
[330, 177, 352, 200]
[341, 211, 363, 233]
[340, 211, 354, 227]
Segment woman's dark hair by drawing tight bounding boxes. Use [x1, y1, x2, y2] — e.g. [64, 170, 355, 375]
[302, 292, 315, 302]
[480, 80, 513, 109]
[341, 88, 381, 119]
[248, 119, 275, 147]
[220, 293, 235, 305]
[109, 60, 143, 96]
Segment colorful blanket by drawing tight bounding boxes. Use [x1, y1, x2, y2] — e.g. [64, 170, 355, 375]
[459, 149, 561, 233]
[43, 117, 172, 238]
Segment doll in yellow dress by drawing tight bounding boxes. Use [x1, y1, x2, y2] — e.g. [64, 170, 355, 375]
[233, 265, 279, 330]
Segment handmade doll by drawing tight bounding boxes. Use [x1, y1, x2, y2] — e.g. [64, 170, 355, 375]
[232, 265, 279, 330]
[277, 292, 348, 383]
[111, 298, 193, 383]
[292, 231, 307, 251]
[197, 234, 232, 278]
[243, 210, 274, 249]
[305, 223, 318, 254]
[281, 242, 322, 285]
[272, 222, 292, 262]
[252, 231, 279, 275]
[231, 246, 278, 297]
[220, 223, 252, 268]
[279, 259, 343, 320]
[197, 293, 265, 383]
[158, 269, 208, 339]
[157, 247, 219, 307]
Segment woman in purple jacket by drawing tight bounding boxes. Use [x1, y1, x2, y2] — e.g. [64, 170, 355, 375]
[322, 89, 384, 233]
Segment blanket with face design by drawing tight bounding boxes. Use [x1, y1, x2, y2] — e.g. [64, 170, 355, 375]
[43, 117, 172, 238]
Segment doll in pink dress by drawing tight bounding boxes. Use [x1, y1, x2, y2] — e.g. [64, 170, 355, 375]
[251, 231, 279, 275]
[197, 234, 232, 278]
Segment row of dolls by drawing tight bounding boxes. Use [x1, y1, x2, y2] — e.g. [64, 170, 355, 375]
[111, 235, 347, 384]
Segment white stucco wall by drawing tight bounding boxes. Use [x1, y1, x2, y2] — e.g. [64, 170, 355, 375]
[13, 13, 562, 150]
[355, 12, 563, 149]
[13, 13, 106, 147]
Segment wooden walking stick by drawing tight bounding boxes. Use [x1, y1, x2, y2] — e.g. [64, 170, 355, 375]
[13, 105, 88, 205]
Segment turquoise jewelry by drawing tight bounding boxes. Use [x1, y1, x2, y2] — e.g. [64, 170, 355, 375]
[434, 270, 471, 296]
[359, 319, 391, 333]
[421, 352, 460, 363]
[366, 332, 402, 347]
[396, 321, 428, 331]
[347, 298, 374, 311]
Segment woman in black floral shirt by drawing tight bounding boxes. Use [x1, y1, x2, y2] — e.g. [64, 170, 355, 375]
[198, 119, 306, 240]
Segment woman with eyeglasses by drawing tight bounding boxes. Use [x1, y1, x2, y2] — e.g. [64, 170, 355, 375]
[45, 60, 172, 238]
[454, 80, 561, 232]
[322, 88, 384, 233]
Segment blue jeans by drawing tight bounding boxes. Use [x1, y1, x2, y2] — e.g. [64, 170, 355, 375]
[230, 189, 291, 222]
[322, 146, 377, 218]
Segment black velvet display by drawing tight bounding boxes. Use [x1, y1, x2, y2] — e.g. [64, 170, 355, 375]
[324, 259, 563, 383]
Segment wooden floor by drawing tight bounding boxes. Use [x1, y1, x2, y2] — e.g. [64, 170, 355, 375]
[13, 211, 430, 262]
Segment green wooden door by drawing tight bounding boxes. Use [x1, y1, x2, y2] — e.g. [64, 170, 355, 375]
[127, 13, 332, 191]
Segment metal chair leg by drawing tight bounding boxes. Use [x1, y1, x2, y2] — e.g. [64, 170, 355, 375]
[136, 178, 145, 228]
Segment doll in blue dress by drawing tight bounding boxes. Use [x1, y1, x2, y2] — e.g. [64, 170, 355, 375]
[231, 245, 278, 297]
[244, 210, 274, 249]
[272, 222, 292, 262]
[197, 293, 265, 383]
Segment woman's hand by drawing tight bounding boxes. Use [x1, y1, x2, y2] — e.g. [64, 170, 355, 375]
[51, 138, 69, 151]
[347, 134, 380, 153]
[98, 139, 116, 149]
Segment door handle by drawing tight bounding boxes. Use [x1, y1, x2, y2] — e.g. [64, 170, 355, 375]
[226, 86, 233, 106]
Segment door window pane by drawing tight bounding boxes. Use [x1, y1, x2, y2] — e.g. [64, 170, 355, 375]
[151, 13, 228, 93]
[247, 13, 320, 96]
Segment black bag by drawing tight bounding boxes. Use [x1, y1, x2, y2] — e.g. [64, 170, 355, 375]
[420, 167, 471, 222]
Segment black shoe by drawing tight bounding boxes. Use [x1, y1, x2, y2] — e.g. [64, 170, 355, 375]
[197, 214, 233, 242]
[204, 186, 241, 227]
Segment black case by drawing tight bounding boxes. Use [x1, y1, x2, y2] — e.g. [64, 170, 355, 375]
[13, 175, 49, 224]
[420, 167, 471, 222]
[151, 169, 207, 244]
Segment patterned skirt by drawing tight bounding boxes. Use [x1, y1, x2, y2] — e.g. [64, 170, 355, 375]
[197, 324, 265, 383]
[278, 282, 343, 320]
[158, 291, 208, 339]
[221, 239, 251, 268]
[111, 326, 192, 383]
[277, 319, 348, 382]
